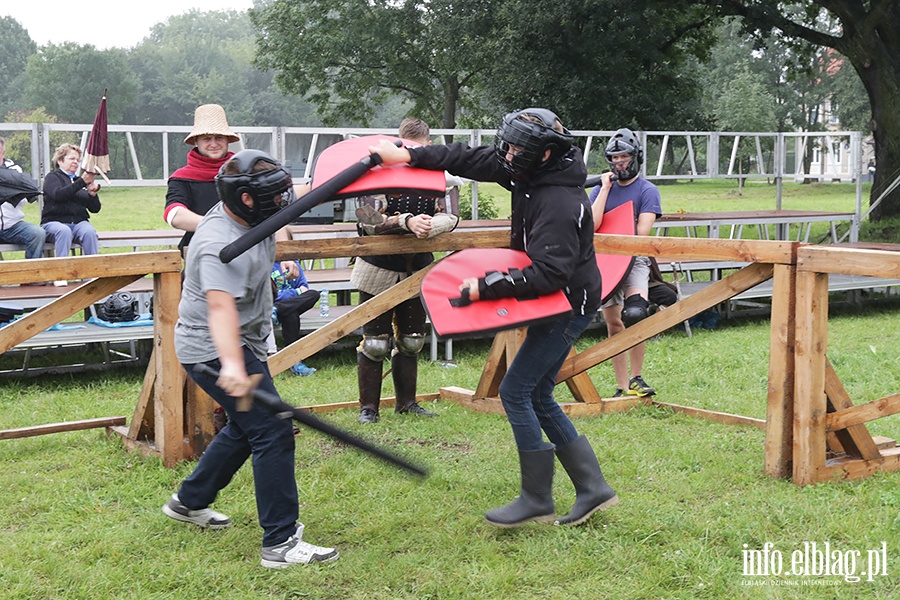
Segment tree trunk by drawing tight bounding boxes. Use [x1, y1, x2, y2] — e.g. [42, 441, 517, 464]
[867, 81, 900, 220]
[441, 76, 459, 145]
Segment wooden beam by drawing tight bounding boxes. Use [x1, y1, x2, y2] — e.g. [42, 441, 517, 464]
[823, 359, 882, 461]
[765, 263, 796, 478]
[559, 262, 774, 379]
[277, 229, 510, 261]
[153, 271, 184, 467]
[593, 234, 795, 265]
[267, 266, 432, 374]
[652, 402, 766, 430]
[798, 246, 900, 278]
[816, 445, 900, 482]
[562, 347, 602, 404]
[0, 275, 141, 352]
[792, 271, 829, 485]
[128, 348, 157, 440]
[0, 250, 181, 286]
[825, 393, 900, 432]
[474, 331, 512, 399]
[561, 398, 641, 417]
[440, 387, 506, 415]
[0, 416, 126, 440]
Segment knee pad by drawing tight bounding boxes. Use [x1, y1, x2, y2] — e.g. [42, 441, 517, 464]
[359, 334, 391, 362]
[394, 332, 426, 356]
[622, 294, 650, 326]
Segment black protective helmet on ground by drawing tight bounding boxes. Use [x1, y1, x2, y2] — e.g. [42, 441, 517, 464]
[99, 292, 139, 322]
[605, 128, 643, 181]
[215, 149, 293, 226]
[494, 108, 574, 178]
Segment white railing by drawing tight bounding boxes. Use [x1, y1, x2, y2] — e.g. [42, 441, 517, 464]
[1, 123, 865, 219]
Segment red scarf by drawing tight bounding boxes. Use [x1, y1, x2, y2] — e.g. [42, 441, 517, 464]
[170, 148, 234, 181]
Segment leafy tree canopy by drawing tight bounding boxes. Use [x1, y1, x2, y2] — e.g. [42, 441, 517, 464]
[0, 17, 38, 114]
[23, 43, 139, 124]
[251, 0, 498, 128]
[687, 0, 900, 218]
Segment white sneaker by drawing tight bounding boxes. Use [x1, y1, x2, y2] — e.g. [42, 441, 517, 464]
[162, 494, 232, 529]
[260, 524, 339, 568]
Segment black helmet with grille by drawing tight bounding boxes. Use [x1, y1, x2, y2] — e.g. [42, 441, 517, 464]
[99, 292, 139, 322]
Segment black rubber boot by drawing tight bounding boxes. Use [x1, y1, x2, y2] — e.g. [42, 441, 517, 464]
[485, 444, 556, 527]
[393, 352, 435, 416]
[357, 353, 383, 423]
[554, 435, 618, 526]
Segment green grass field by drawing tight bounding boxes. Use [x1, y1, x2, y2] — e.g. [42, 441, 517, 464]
[1, 304, 900, 599]
[2, 179, 899, 598]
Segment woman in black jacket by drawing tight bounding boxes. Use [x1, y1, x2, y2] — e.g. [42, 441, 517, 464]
[369, 108, 618, 528]
[41, 143, 101, 258]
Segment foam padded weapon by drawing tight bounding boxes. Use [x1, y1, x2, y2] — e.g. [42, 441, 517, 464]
[192, 364, 428, 478]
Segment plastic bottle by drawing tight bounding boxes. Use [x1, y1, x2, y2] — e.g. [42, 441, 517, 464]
[319, 288, 330, 317]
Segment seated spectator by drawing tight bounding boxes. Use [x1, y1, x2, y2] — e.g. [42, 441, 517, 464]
[0, 136, 46, 260]
[271, 260, 321, 376]
[41, 143, 101, 263]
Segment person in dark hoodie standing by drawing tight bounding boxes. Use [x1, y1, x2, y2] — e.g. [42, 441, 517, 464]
[368, 108, 618, 527]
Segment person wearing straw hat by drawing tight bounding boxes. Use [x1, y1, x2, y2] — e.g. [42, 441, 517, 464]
[163, 104, 240, 253]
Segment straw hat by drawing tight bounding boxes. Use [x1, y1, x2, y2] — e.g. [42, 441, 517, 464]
[184, 104, 240, 145]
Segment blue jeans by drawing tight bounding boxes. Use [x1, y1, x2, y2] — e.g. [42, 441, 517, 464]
[498, 313, 596, 452]
[178, 347, 299, 547]
[0, 220, 46, 259]
[42, 221, 99, 256]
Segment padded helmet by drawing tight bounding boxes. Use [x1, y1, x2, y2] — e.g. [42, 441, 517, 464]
[215, 149, 293, 226]
[605, 128, 643, 181]
[99, 292, 139, 322]
[494, 108, 574, 178]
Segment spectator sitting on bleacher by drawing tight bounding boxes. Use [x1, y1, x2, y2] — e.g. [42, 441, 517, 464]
[271, 260, 320, 376]
[0, 136, 46, 260]
[41, 143, 101, 282]
[163, 104, 239, 255]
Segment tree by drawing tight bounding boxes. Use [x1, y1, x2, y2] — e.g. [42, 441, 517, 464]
[481, 0, 716, 131]
[695, 0, 900, 220]
[250, 0, 498, 128]
[24, 43, 139, 124]
[0, 17, 38, 115]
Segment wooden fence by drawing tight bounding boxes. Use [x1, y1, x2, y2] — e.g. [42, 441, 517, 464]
[1, 234, 898, 484]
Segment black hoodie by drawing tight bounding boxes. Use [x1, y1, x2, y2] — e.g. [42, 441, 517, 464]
[408, 143, 601, 316]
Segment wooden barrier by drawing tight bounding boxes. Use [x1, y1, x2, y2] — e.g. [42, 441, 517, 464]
[2, 231, 897, 487]
[0, 251, 186, 466]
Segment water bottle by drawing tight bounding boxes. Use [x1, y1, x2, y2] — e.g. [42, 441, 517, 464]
[319, 288, 330, 317]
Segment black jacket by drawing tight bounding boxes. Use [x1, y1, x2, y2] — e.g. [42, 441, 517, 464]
[41, 169, 101, 225]
[409, 143, 601, 315]
[165, 178, 219, 250]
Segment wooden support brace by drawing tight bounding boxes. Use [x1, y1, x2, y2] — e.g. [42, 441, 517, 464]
[823, 358, 882, 461]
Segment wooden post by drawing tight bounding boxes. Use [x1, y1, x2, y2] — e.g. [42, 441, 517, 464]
[153, 271, 184, 467]
[792, 270, 829, 485]
[764, 263, 796, 478]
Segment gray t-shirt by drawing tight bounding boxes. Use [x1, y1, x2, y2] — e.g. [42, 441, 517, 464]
[174, 202, 276, 364]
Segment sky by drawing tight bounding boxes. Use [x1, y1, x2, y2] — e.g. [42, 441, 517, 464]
[2, 1, 256, 50]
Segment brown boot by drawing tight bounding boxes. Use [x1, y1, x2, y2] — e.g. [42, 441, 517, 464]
[392, 352, 436, 416]
[357, 353, 383, 423]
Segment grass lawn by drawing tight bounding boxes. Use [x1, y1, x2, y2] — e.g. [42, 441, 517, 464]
[1, 303, 900, 599]
[2, 178, 899, 598]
